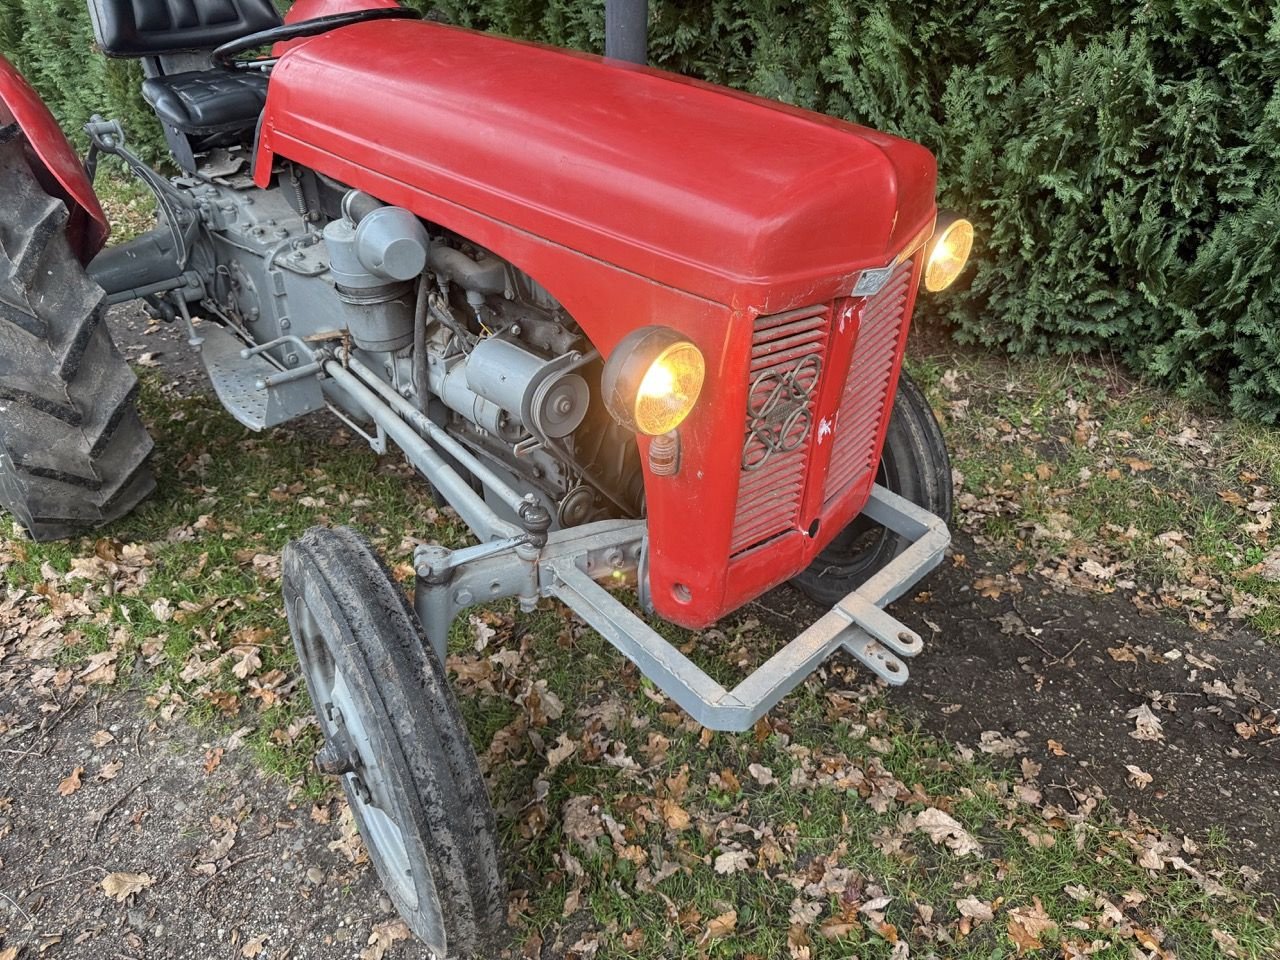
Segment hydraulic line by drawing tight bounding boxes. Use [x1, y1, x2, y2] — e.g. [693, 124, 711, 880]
[331, 348, 534, 523]
[322, 355, 522, 543]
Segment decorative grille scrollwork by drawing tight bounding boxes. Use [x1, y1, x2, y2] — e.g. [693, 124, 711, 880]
[741, 354, 822, 471]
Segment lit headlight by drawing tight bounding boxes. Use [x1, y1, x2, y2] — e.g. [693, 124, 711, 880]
[602, 327, 705, 436]
[923, 213, 974, 292]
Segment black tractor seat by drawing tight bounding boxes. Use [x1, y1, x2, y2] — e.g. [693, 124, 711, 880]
[88, 0, 284, 171]
[140, 70, 268, 136]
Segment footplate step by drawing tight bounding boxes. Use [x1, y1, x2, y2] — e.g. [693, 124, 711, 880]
[199, 324, 324, 431]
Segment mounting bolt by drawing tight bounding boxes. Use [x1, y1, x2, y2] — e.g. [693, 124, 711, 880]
[606, 548, 625, 568]
[415, 545, 454, 584]
[315, 739, 357, 776]
[454, 588, 474, 606]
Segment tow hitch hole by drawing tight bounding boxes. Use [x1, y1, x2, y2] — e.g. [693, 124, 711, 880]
[672, 583, 692, 604]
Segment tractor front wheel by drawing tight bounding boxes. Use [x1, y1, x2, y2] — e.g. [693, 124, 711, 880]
[0, 128, 154, 540]
[791, 370, 951, 607]
[283, 526, 505, 958]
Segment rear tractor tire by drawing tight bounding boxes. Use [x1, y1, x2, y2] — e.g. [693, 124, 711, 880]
[791, 370, 951, 607]
[0, 127, 154, 540]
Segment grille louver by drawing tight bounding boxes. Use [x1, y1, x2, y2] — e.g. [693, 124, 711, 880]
[728, 259, 914, 559]
[729, 306, 828, 556]
[823, 259, 913, 503]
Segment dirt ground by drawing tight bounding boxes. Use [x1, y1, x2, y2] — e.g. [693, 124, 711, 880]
[0, 307, 1274, 959]
[764, 542, 1279, 884]
[0, 686, 425, 960]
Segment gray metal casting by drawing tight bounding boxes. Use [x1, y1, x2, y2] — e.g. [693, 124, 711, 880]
[321, 355, 525, 545]
[335, 348, 538, 523]
[413, 484, 949, 731]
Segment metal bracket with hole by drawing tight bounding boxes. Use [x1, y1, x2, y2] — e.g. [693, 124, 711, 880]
[413, 483, 948, 731]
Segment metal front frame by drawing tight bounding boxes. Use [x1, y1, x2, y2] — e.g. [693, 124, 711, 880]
[412, 484, 948, 733]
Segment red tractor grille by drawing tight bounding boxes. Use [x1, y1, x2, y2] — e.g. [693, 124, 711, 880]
[729, 305, 829, 556]
[823, 258, 914, 503]
[728, 258, 915, 559]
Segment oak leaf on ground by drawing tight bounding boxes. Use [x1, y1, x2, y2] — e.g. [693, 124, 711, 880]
[102, 872, 155, 902]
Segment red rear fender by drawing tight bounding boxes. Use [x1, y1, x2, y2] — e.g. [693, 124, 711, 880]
[0, 55, 109, 262]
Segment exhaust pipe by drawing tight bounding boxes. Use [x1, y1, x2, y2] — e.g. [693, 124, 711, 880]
[605, 0, 647, 65]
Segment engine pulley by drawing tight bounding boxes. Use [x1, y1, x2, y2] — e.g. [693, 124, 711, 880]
[465, 337, 589, 439]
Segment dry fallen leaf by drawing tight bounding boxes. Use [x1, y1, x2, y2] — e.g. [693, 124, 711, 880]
[231, 646, 262, 680]
[661, 799, 691, 831]
[538, 736, 575, 775]
[101, 872, 155, 902]
[956, 896, 994, 922]
[713, 849, 753, 874]
[240, 934, 267, 958]
[150, 597, 174, 622]
[57, 766, 84, 797]
[912, 807, 982, 857]
[1125, 764, 1154, 790]
[360, 921, 411, 960]
[703, 909, 737, 942]
[1007, 898, 1057, 954]
[204, 748, 225, 774]
[1212, 928, 1242, 958]
[1127, 703, 1165, 741]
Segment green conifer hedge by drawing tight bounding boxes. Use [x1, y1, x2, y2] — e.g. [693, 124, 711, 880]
[2, 1, 1276, 419]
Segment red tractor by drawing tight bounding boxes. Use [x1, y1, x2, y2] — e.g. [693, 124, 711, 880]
[0, 0, 972, 953]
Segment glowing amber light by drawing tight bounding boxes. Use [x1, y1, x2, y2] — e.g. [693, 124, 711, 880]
[924, 217, 974, 292]
[633, 342, 705, 436]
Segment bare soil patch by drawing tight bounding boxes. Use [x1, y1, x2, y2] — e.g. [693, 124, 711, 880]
[756, 535, 1279, 887]
[0, 684, 421, 959]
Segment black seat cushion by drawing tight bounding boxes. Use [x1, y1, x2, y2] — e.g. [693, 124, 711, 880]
[88, 0, 282, 58]
[141, 70, 269, 135]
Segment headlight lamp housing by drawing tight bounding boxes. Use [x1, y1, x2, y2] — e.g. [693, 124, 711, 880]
[602, 326, 706, 436]
[923, 213, 974, 292]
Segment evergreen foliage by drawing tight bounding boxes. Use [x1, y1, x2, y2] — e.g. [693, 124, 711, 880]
[1, 1, 1275, 418]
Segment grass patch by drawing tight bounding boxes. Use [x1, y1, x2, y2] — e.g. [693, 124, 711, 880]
[908, 351, 1280, 643]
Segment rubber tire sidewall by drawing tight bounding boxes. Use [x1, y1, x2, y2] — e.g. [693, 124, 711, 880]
[282, 527, 504, 958]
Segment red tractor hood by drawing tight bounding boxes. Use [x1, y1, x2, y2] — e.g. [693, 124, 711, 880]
[256, 20, 935, 305]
